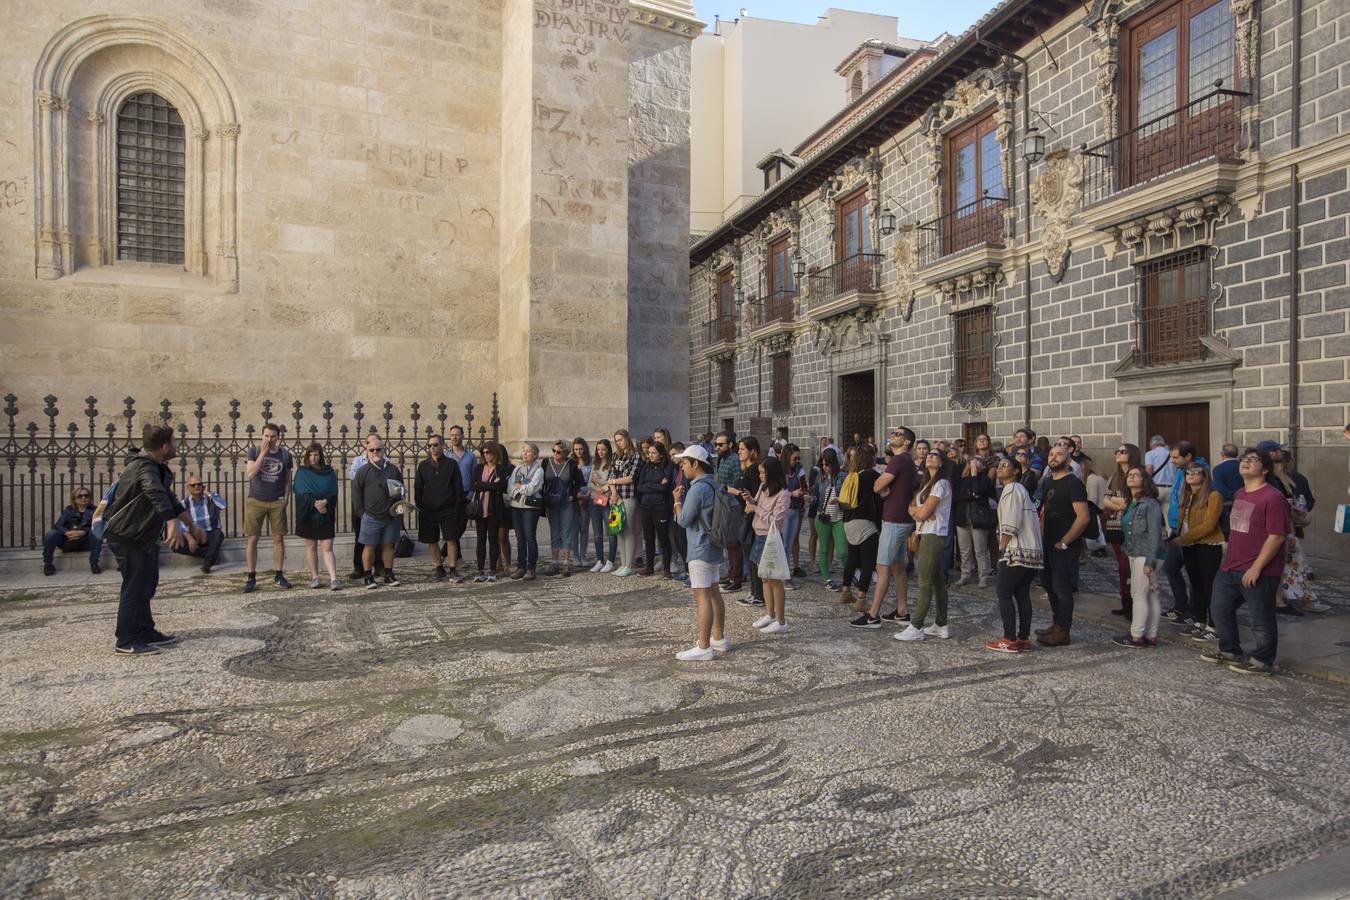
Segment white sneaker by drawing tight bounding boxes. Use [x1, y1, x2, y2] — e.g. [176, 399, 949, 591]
[710, 637, 732, 652]
[309, 577, 322, 589]
[675, 645, 715, 661]
[785, 579, 798, 591]
[761, 621, 789, 634]
[1307, 600, 1331, 613]
[590, 561, 604, 573]
[613, 566, 635, 577]
[924, 624, 949, 639]
[895, 625, 926, 642]
[752, 615, 774, 629]
[599, 561, 614, 573]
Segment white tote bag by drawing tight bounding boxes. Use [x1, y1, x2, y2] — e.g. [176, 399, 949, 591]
[758, 522, 791, 580]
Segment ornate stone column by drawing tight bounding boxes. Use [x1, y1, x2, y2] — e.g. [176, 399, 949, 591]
[36, 91, 64, 279]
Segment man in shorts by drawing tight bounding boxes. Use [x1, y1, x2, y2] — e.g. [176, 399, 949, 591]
[416, 433, 467, 582]
[672, 445, 728, 661]
[243, 422, 293, 593]
[852, 426, 918, 628]
[354, 434, 405, 588]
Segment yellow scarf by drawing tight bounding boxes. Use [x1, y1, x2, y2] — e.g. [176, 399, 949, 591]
[838, 471, 859, 508]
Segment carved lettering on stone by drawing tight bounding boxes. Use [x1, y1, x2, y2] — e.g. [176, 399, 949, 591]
[1030, 149, 1085, 283]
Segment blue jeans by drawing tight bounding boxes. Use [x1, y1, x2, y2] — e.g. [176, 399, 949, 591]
[115, 543, 160, 646]
[1039, 546, 1079, 630]
[1163, 540, 1189, 614]
[545, 502, 574, 552]
[1210, 568, 1279, 665]
[587, 503, 617, 563]
[785, 508, 801, 568]
[171, 528, 225, 564]
[511, 506, 541, 571]
[43, 529, 102, 566]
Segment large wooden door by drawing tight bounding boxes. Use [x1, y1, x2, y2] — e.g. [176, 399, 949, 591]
[840, 371, 875, 449]
[1144, 402, 1210, 461]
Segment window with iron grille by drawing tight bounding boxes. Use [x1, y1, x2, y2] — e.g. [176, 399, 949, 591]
[1140, 248, 1209, 365]
[116, 92, 186, 265]
[954, 306, 993, 392]
[771, 353, 791, 411]
[718, 358, 735, 404]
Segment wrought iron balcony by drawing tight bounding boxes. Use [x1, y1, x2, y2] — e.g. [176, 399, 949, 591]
[750, 289, 796, 332]
[1082, 86, 1247, 206]
[705, 314, 737, 348]
[917, 195, 1006, 268]
[807, 252, 882, 312]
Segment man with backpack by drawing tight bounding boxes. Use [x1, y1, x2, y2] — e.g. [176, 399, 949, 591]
[103, 425, 206, 656]
[672, 445, 730, 661]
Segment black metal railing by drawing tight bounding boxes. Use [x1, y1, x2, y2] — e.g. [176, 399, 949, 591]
[1142, 299, 1206, 366]
[751, 289, 796, 330]
[918, 195, 1006, 266]
[706, 314, 737, 347]
[808, 252, 882, 308]
[0, 394, 501, 550]
[1082, 85, 1247, 205]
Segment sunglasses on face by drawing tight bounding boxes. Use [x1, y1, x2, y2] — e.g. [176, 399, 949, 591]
[188, 484, 204, 490]
[75, 492, 90, 498]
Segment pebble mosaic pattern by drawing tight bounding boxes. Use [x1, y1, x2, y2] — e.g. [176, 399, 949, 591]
[1, 559, 1348, 897]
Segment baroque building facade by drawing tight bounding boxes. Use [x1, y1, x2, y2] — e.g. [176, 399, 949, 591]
[687, 0, 1350, 559]
[0, 0, 700, 442]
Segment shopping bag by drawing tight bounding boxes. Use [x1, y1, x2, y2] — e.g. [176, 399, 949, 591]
[757, 522, 790, 580]
[1334, 504, 1350, 534]
[606, 499, 627, 535]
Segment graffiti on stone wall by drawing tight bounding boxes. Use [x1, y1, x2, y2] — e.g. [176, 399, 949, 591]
[0, 177, 28, 215]
[534, 0, 631, 43]
[363, 143, 470, 179]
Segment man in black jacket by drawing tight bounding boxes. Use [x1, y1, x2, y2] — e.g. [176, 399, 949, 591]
[41, 487, 102, 575]
[416, 434, 467, 582]
[353, 434, 405, 589]
[105, 425, 206, 656]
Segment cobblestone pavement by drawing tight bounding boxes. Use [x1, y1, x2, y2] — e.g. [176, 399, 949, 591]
[1, 558, 1349, 898]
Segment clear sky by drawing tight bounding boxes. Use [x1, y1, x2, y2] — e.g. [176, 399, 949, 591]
[691, 1, 993, 43]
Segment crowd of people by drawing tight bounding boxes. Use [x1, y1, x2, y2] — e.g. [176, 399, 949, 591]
[54, 420, 1344, 670]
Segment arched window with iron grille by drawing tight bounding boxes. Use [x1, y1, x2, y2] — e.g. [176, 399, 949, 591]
[115, 91, 186, 265]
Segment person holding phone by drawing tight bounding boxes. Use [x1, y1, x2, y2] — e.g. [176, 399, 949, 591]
[243, 422, 294, 593]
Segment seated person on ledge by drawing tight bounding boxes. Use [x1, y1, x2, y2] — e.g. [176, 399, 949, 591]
[173, 474, 227, 573]
[42, 486, 103, 575]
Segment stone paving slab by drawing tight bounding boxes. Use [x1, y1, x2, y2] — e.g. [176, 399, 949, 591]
[1, 560, 1348, 898]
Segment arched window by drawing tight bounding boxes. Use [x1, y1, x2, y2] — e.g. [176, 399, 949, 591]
[116, 92, 186, 265]
[850, 70, 864, 102]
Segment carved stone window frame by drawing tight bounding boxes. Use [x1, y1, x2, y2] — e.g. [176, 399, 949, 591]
[33, 15, 240, 290]
[921, 63, 1020, 228]
[939, 265, 1005, 413]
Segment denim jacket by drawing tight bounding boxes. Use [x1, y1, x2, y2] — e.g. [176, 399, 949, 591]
[1123, 495, 1165, 563]
[676, 474, 724, 565]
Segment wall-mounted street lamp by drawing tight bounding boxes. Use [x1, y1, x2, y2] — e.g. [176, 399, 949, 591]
[792, 254, 807, 281]
[878, 206, 897, 236]
[1022, 126, 1046, 164]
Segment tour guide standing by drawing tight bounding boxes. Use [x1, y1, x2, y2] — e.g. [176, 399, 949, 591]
[1035, 444, 1090, 647]
[672, 445, 728, 661]
[353, 434, 405, 588]
[105, 425, 206, 655]
[243, 422, 294, 593]
[416, 434, 467, 582]
[1204, 447, 1290, 675]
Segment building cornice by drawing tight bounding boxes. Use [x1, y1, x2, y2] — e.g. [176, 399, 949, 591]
[628, 0, 704, 37]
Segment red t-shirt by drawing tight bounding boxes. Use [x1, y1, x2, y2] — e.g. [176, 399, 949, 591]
[1222, 483, 1290, 578]
[880, 453, 918, 524]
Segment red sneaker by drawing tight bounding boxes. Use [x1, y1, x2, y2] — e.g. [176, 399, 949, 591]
[1015, 639, 1033, 652]
[984, 637, 1020, 654]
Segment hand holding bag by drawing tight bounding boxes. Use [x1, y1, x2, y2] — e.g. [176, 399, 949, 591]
[757, 522, 790, 580]
[606, 498, 627, 535]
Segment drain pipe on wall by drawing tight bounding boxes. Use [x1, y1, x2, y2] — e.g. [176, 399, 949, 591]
[1288, 0, 1303, 453]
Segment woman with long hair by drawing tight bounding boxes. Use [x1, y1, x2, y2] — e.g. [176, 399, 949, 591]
[471, 442, 510, 582]
[496, 443, 514, 574]
[839, 444, 881, 611]
[506, 442, 544, 581]
[1270, 445, 1324, 614]
[746, 456, 791, 632]
[813, 448, 847, 590]
[608, 429, 641, 576]
[896, 451, 953, 642]
[635, 440, 676, 577]
[295, 443, 340, 590]
[1177, 461, 1223, 641]
[587, 438, 617, 572]
[985, 456, 1042, 653]
[1015, 448, 1039, 496]
[570, 438, 592, 565]
[726, 436, 764, 605]
[1101, 442, 1142, 617]
[1113, 466, 1165, 649]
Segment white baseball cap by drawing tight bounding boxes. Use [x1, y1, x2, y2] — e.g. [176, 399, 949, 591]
[672, 444, 712, 465]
